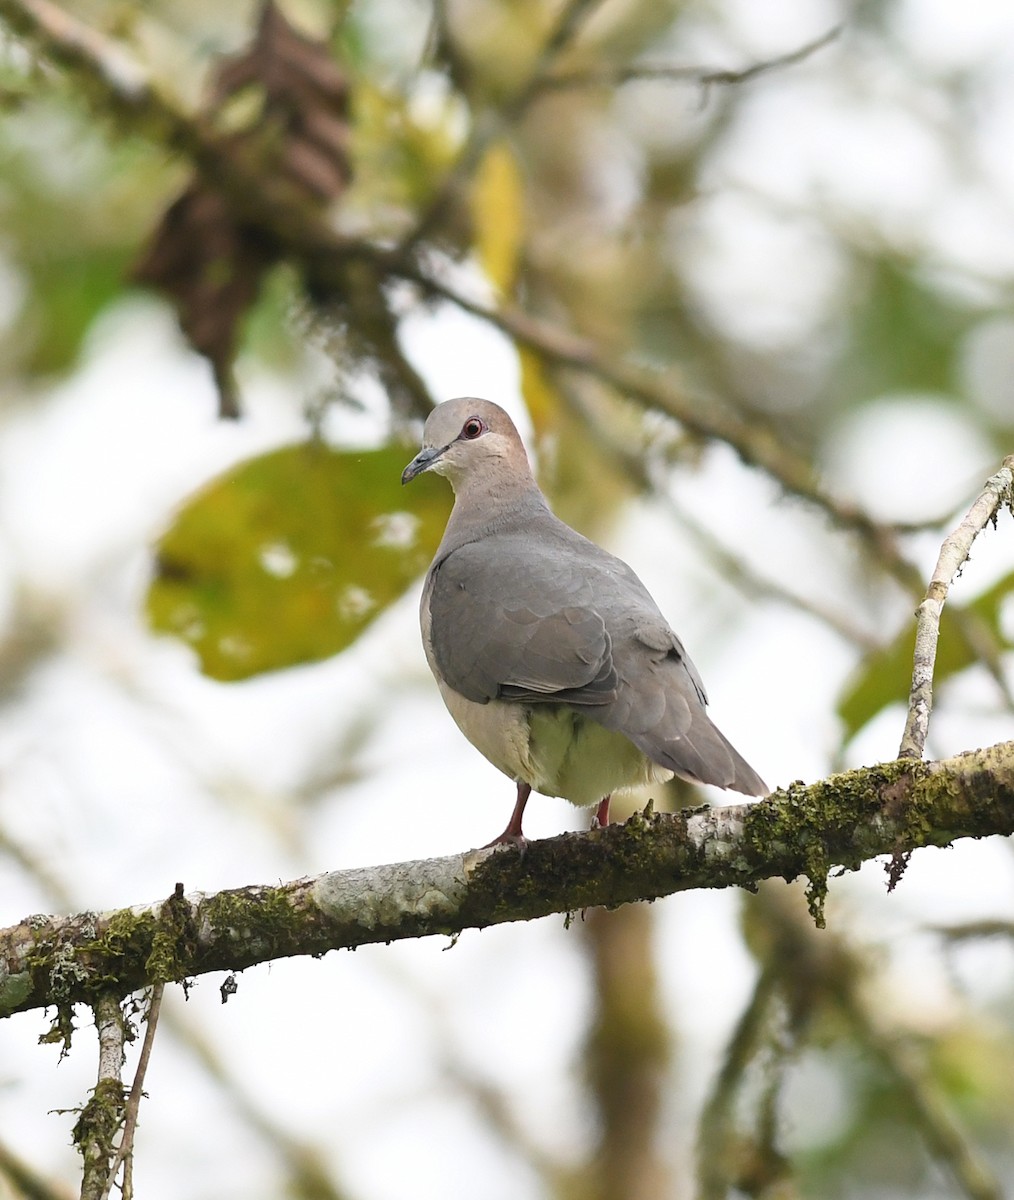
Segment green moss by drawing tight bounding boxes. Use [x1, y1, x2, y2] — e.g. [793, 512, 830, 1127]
[100, 909, 160, 968]
[38, 1005, 76, 1053]
[72, 1076, 126, 1171]
[0, 970, 32, 1010]
[738, 759, 939, 927]
[201, 884, 304, 956]
[145, 885, 198, 981]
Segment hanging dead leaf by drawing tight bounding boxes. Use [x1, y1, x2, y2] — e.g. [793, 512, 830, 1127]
[211, 1, 352, 203]
[133, 187, 274, 419]
[132, 1, 352, 418]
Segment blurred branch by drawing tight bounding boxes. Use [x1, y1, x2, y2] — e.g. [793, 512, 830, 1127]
[746, 888, 1004, 1200]
[931, 919, 1014, 942]
[0, 0, 298, 228]
[0, 1138, 73, 1200]
[840, 977, 1003, 1200]
[696, 964, 782, 1200]
[899, 456, 1014, 760]
[540, 25, 841, 94]
[583, 904, 672, 1200]
[2, 743, 1014, 1019]
[557, 377, 881, 650]
[166, 1009, 355, 1200]
[407, 270, 934, 592]
[384, 956, 568, 1187]
[406, 0, 609, 252]
[0, 584, 65, 705]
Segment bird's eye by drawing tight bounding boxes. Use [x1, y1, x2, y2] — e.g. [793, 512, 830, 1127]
[461, 417, 485, 440]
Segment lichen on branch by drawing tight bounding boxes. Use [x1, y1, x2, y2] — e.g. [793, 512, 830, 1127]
[1, 742, 1012, 1020]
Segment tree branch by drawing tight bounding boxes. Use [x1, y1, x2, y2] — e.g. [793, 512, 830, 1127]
[98, 984, 163, 1200]
[0, 0, 909, 557]
[899, 456, 1014, 760]
[2, 743, 1013, 1020]
[75, 994, 126, 1200]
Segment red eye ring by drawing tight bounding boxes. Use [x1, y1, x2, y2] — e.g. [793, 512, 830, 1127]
[461, 417, 485, 440]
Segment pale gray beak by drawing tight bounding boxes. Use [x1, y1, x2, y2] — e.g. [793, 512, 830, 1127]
[402, 444, 447, 484]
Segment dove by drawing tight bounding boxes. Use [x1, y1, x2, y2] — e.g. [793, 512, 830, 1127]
[402, 397, 766, 845]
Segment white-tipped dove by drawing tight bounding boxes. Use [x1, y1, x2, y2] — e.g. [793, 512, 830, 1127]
[402, 397, 767, 845]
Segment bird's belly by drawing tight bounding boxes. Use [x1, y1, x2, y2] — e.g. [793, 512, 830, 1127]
[436, 683, 535, 782]
[527, 706, 672, 804]
[437, 683, 671, 806]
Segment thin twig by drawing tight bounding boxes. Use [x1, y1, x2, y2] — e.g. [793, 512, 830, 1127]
[98, 983, 164, 1200]
[898, 456, 1014, 760]
[541, 25, 841, 93]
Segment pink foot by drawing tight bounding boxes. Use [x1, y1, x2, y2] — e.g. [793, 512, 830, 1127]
[592, 795, 611, 828]
[481, 782, 531, 852]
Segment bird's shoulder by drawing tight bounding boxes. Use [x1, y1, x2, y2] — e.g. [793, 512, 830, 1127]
[429, 514, 650, 611]
[423, 510, 709, 707]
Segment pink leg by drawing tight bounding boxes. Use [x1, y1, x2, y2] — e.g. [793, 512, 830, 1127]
[483, 782, 532, 849]
[594, 795, 611, 828]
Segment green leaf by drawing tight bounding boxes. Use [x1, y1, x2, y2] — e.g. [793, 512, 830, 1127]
[833, 255, 973, 411]
[837, 572, 1014, 740]
[22, 246, 133, 373]
[146, 443, 450, 681]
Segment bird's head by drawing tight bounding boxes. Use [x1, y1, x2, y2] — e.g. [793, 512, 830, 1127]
[401, 397, 530, 489]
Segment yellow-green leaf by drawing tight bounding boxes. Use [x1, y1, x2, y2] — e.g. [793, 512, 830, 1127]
[146, 443, 450, 680]
[520, 349, 633, 537]
[471, 140, 525, 296]
[519, 346, 558, 438]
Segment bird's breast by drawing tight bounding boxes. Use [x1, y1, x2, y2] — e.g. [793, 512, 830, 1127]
[435, 680, 671, 806]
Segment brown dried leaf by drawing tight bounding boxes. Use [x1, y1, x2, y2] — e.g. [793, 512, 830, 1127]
[134, 185, 273, 418]
[132, 1, 352, 417]
[213, 1, 352, 202]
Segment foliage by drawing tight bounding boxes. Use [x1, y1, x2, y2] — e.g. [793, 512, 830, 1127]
[0, 1, 1012, 1199]
[147, 442, 450, 679]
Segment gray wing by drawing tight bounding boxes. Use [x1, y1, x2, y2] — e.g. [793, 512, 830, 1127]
[425, 535, 620, 706]
[426, 527, 766, 796]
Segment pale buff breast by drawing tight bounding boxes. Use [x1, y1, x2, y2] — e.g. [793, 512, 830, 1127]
[422, 578, 671, 805]
[435, 678, 672, 806]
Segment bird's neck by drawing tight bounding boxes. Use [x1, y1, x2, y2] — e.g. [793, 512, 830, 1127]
[440, 471, 551, 552]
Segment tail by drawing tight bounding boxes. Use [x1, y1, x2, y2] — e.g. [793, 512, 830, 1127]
[631, 710, 767, 796]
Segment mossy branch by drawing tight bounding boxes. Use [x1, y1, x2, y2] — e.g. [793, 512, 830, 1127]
[1, 743, 1012, 1020]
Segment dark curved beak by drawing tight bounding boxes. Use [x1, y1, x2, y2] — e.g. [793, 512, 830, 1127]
[401, 445, 445, 484]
